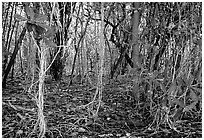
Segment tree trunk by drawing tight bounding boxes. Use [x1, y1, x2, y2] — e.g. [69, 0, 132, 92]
[93, 2, 105, 117]
[2, 27, 26, 88]
[2, 2, 11, 37]
[2, 2, 15, 74]
[131, 2, 141, 102]
[37, 41, 46, 138]
[69, 4, 90, 85]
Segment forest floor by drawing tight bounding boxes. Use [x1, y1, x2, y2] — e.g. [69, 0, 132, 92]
[2, 76, 202, 138]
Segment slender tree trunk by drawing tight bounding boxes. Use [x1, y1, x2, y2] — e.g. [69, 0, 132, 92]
[11, 63, 14, 80]
[3, 2, 15, 74]
[34, 3, 46, 137]
[131, 2, 141, 103]
[69, 3, 81, 85]
[93, 2, 105, 117]
[37, 42, 46, 138]
[2, 2, 11, 39]
[69, 4, 90, 85]
[83, 35, 88, 76]
[5, 3, 16, 52]
[2, 27, 26, 88]
[19, 43, 24, 75]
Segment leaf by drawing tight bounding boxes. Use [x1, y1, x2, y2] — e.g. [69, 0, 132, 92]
[25, 22, 34, 32]
[168, 22, 176, 29]
[196, 15, 202, 23]
[191, 86, 202, 94]
[173, 108, 183, 121]
[35, 25, 46, 35]
[16, 130, 23, 135]
[14, 14, 27, 21]
[2, 48, 12, 57]
[35, 14, 48, 22]
[49, 41, 57, 48]
[78, 127, 86, 132]
[37, 23, 51, 31]
[183, 102, 197, 113]
[172, 98, 184, 108]
[194, 38, 202, 47]
[44, 38, 57, 48]
[129, 68, 137, 75]
[57, 20, 62, 28]
[176, 77, 186, 87]
[167, 81, 176, 96]
[159, 83, 167, 94]
[144, 43, 151, 50]
[126, 133, 131, 137]
[70, 132, 78, 136]
[189, 88, 199, 102]
[85, 119, 93, 126]
[186, 74, 194, 87]
[25, 6, 35, 20]
[44, 28, 56, 38]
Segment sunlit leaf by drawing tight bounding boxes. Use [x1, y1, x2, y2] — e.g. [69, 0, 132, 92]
[14, 14, 27, 21]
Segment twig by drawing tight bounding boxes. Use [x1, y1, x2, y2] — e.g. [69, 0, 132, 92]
[6, 101, 35, 112]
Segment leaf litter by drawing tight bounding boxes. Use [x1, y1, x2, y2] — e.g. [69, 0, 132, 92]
[2, 76, 202, 138]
